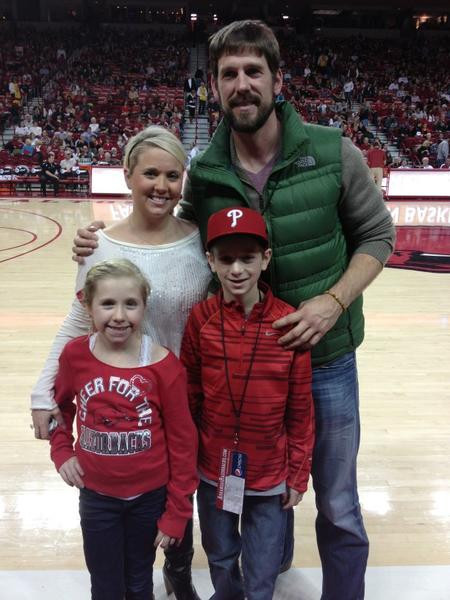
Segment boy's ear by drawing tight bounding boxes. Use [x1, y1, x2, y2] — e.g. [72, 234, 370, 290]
[206, 251, 216, 273]
[261, 248, 272, 271]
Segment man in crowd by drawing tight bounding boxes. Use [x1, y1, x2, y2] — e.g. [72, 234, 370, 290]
[40, 152, 60, 196]
[436, 136, 449, 168]
[366, 139, 386, 191]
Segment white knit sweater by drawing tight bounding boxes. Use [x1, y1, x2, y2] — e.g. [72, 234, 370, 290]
[31, 228, 212, 409]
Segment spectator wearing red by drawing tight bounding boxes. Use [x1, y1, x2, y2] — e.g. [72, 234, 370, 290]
[367, 140, 386, 191]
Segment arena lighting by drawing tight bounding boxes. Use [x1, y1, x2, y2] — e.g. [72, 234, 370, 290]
[190, 13, 197, 21]
[213, 14, 218, 22]
[414, 13, 431, 28]
[282, 15, 289, 20]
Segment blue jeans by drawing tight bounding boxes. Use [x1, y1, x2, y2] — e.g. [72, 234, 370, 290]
[281, 507, 294, 570]
[197, 481, 287, 600]
[312, 351, 369, 600]
[79, 486, 166, 600]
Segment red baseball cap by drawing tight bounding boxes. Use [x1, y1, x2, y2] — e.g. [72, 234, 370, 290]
[206, 207, 268, 249]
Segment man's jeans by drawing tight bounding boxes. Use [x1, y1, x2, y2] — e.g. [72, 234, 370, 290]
[282, 352, 369, 599]
[313, 351, 369, 599]
[197, 481, 287, 600]
[79, 486, 166, 600]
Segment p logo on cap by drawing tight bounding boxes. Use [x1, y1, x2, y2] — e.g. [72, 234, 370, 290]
[206, 206, 268, 249]
[227, 208, 243, 228]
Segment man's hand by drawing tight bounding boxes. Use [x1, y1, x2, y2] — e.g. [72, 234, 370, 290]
[273, 254, 384, 350]
[272, 294, 342, 350]
[154, 529, 180, 549]
[58, 456, 85, 488]
[282, 488, 304, 509]
[31, 407, 65, 440]
[71, 220, 106, 264]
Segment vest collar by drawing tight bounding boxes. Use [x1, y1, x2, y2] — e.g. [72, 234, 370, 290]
[196, 101, 310, 171]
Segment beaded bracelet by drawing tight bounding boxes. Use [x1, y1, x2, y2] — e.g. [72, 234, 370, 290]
[324, 290, 347, 313]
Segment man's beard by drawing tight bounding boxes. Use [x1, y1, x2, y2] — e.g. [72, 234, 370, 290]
[223, 93, 276, 134]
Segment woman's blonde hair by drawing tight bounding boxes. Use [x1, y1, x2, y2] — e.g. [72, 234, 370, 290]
[123, 125, 187, 175]
[83, 259, 150, 307]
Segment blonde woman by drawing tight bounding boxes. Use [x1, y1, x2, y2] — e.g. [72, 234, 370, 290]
[31, 126, 211, 600]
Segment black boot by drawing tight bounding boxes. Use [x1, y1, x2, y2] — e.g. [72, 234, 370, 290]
[163, 519, 200, 600]
[162, 563, 200, 600]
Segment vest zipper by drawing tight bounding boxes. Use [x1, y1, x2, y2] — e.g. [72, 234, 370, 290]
[258, 193, 264, 212]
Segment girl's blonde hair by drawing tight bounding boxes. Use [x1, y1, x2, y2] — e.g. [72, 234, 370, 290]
[123, 125, 187, 175]
[83, 259, 150, 307]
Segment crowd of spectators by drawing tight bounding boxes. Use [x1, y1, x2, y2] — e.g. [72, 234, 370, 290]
[1, 25, 450, 192]
[273, 32, 450, 168]
[0, 27, 190, 183]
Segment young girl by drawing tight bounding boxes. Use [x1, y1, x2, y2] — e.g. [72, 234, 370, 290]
[50, 259, 199, 600]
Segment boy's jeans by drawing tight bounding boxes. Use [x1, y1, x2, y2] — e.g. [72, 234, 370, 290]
[197, 481, 287, 600]
[79, 486, 166, 600]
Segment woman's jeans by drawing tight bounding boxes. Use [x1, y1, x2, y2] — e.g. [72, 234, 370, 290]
[197, 481, 287, 600]
[79, 486, 166, 600]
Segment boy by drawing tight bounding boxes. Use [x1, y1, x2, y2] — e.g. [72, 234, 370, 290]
[181, 207, 315, 600]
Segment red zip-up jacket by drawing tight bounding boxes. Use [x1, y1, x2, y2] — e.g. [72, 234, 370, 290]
[180, 284, 314, 493]
[50, 336, 199, 539]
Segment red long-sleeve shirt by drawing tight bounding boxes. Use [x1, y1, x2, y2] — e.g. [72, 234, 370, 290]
[367, 147, 386, 169]
[51, 336, 199, 538]
[180, 285, 315, 493]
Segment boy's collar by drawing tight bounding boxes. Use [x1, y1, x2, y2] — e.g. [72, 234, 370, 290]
[219, 281, 270, 316]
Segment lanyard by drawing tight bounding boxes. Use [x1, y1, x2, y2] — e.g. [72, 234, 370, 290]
[220, 299, 263, 447]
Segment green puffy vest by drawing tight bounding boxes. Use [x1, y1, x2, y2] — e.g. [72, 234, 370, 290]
[188, 102, 364, 365]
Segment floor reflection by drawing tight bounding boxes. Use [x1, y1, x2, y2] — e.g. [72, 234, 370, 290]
[360, 490, 392, 516]
[14, 488, 79, 530]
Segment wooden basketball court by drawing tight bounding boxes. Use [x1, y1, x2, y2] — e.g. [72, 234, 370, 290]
[1, 196, 449, 599]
